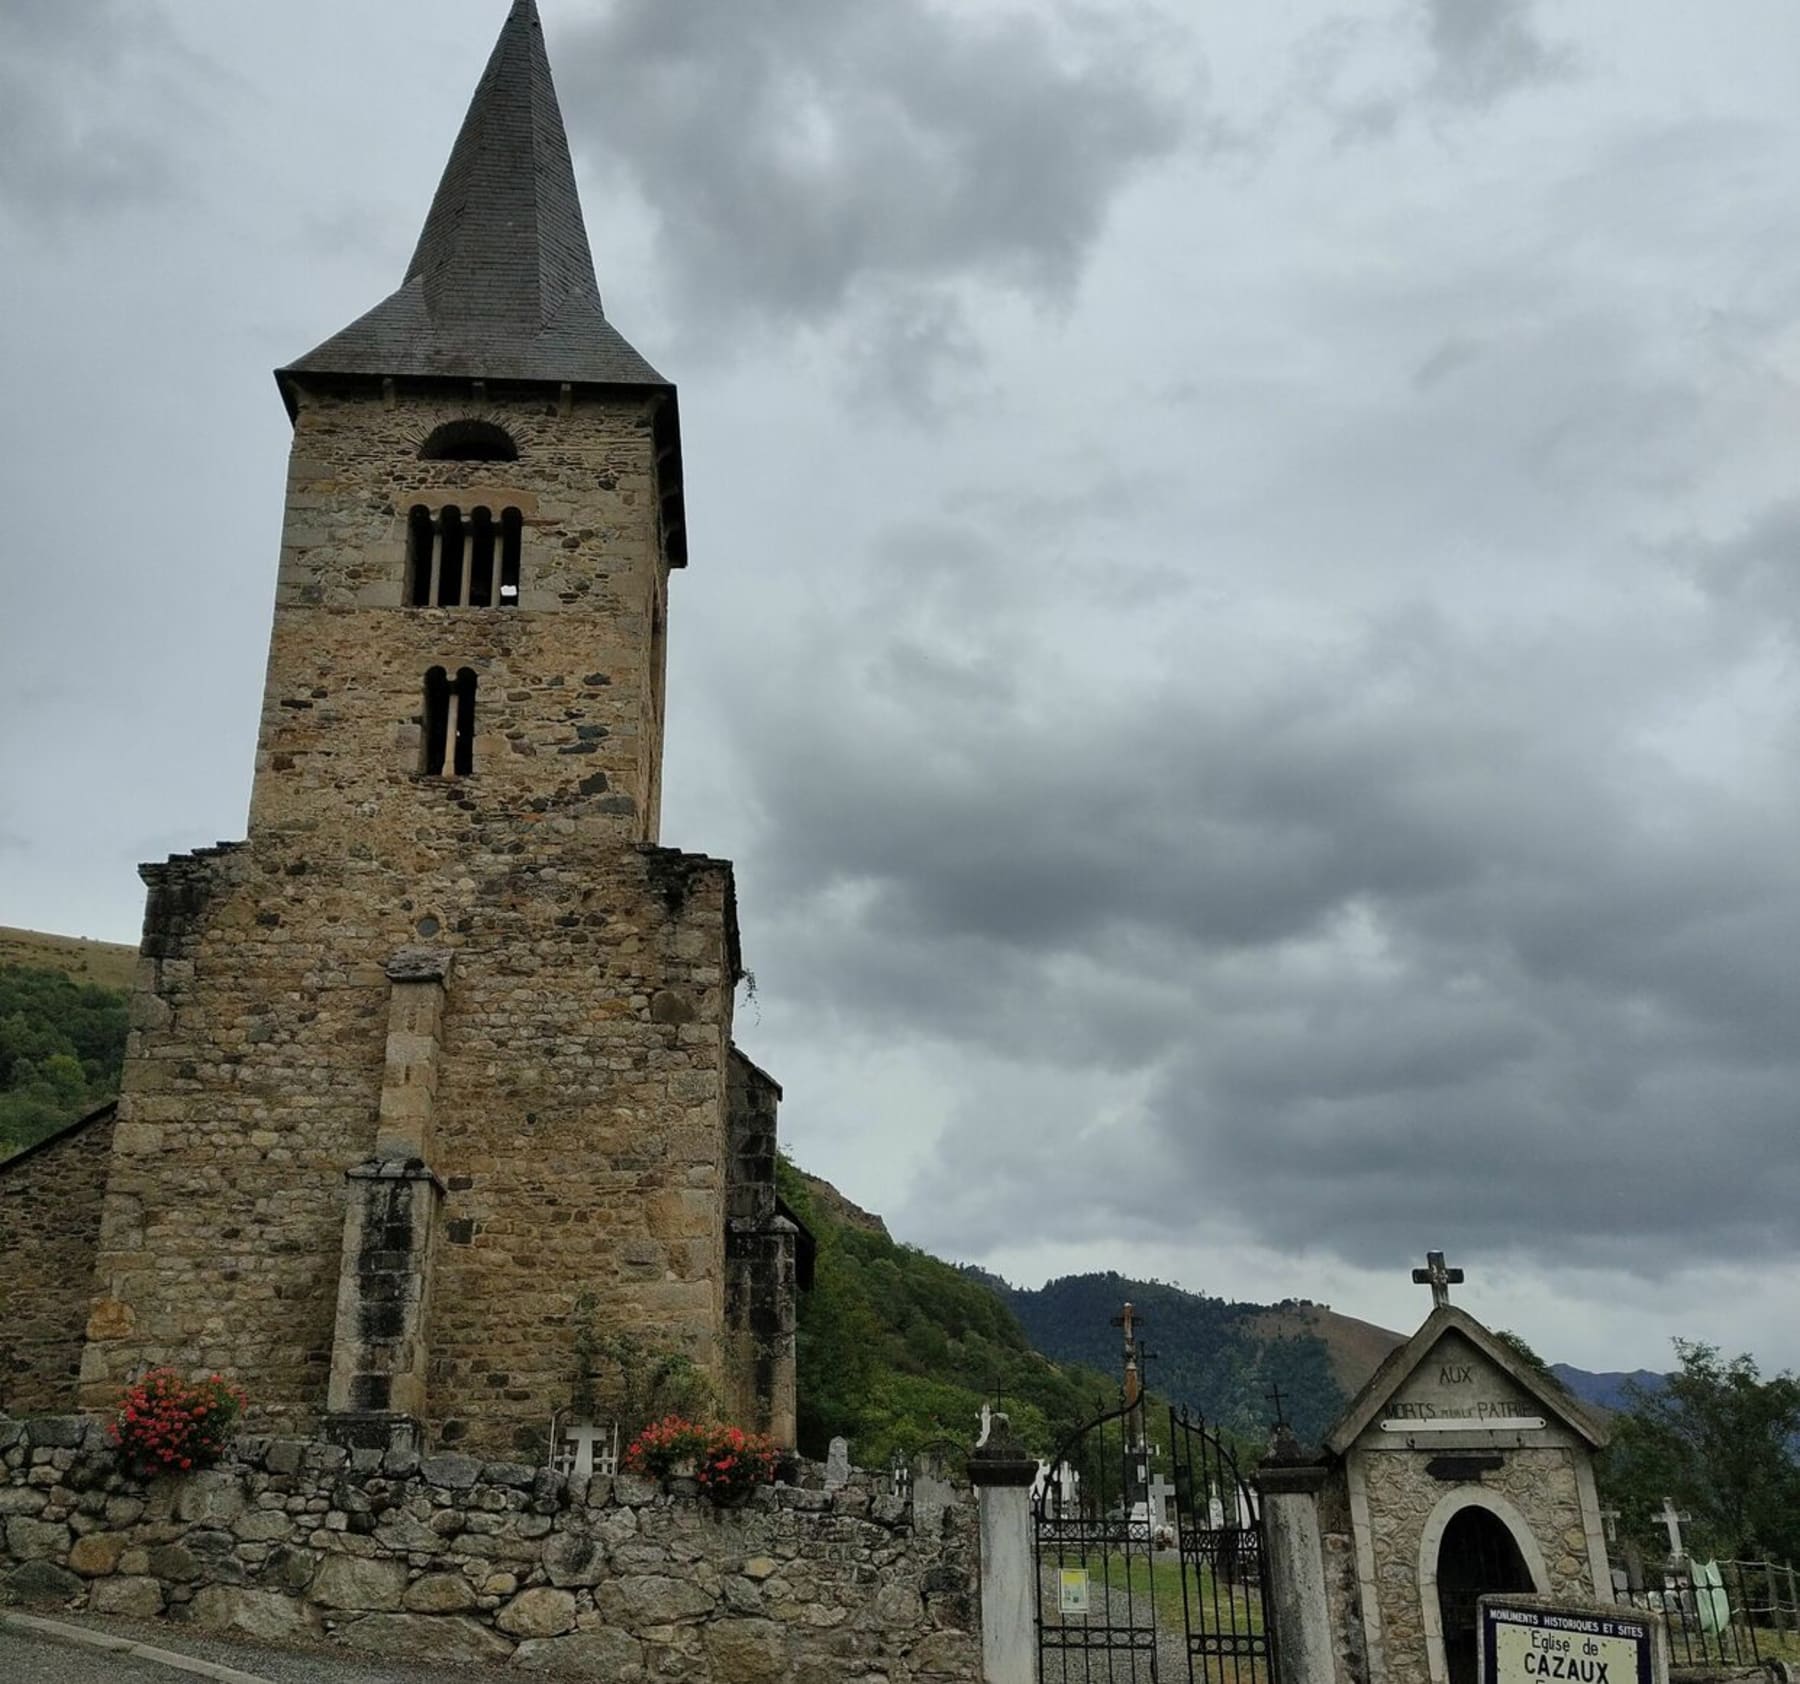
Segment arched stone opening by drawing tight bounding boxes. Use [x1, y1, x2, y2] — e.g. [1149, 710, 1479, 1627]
[418, 418, 519, 462]
[1419, 1490, 1547, 1684]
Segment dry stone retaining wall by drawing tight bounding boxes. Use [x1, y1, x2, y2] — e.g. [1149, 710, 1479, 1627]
[0, 1419, 980, 1682]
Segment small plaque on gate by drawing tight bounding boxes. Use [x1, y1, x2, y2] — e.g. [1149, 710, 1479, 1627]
[1481, 1597, 1663, 1684]
[1059, 1568, 1091, 1616]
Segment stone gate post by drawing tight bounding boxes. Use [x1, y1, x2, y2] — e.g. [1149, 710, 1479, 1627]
[968, 1426, 1039, 1684]
[1257, 1429, 1339, 1684]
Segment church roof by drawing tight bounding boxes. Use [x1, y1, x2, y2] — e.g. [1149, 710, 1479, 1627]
[279, 0, 666, 392]
[1323, 1304, 1609, 1456]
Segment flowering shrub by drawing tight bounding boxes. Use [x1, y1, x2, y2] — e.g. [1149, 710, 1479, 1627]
[622, 1414, 710, 1477]
[110, 1369, 246, 1477]
[622, 1416, 778, 1502]
[695, 1424, 777, 1505]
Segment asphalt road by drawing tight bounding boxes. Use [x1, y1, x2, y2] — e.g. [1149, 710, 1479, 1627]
[0, 1629, 193, 1684]
[0, 1614, 514, 1684]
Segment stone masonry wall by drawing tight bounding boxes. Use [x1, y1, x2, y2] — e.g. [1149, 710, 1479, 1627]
[0, 1419, 980, 1682]
[1359, 1446, 1598, 1684]
[723, 1053, 795, 1442]
[1318, 1469, 1370, 1684]
[88, 835, 739, 1453]
[254, 386, 672, 846]
[0, 1108, 116, 1416]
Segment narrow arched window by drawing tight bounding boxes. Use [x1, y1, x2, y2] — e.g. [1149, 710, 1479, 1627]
[468, 508, 495, 607]
[421, 667, 478, 777]
[419, 420, 519, 462]
[500, 508, 523, 605]
[437, 507, 465, 608]
[452, 668, 477, 775]
[422, 667, 449, 774]
[407, 506, 434, 605]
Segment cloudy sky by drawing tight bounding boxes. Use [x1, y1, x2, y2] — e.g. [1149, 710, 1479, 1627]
[4, 0, 1798, 1374]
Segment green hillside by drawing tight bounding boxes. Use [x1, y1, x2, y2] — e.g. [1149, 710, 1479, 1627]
[0, 964, 128, 1157]
[993, 1270, 1348, 1444]
[777, 1158, 1115, 1465]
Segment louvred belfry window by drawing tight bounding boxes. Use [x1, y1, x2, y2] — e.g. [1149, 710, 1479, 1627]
[408, 506, 523, 607]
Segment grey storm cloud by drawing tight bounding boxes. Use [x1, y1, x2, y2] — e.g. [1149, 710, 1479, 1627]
[1305, 0, 1572, 144]
[1422, 0, 1571, 107]
[0, 0, 204, 223]
[556, 0, 1182, 331]
[707, 507, 1800, 1280]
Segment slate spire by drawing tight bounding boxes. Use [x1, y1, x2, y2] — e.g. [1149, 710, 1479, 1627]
[282, 0, 665, 389]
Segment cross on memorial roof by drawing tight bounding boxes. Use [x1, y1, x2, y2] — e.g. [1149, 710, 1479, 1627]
[1265, 1383, 1289, 1430]
[1411, 1250, 1464, 1309]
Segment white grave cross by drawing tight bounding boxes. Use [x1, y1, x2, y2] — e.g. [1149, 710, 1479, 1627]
[1146, 1471, 1176, 1532]
[557, 1421, 617, 1481]
[1657, 1497, 1694, 1561]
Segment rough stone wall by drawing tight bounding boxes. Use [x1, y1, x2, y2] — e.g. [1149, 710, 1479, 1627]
[1318, 1470, 1371, 1684]
[0, 1421, 979, 1682]
[1357, 1447, 1598, 1684]
[0, 1108, 116, 1416]
[723, 1053, 797, 1442]
[252, 386, 672, 845]
[82, 382, 757, 1454]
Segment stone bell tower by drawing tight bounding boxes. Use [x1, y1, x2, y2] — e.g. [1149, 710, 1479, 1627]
[77, 0, 799, 1455]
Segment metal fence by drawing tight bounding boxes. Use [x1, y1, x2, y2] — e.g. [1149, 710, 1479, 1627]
[1611, 1557, 1800, 1670]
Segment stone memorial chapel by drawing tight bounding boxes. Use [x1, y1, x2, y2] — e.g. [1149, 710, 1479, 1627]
[1265, 1258, 1615, 1684]
[1, 0, 805, 1459]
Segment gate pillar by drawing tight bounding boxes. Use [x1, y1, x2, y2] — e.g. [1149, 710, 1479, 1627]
[1258, 1431, 1338, 1684]
[969, 1428, 1039, 1684]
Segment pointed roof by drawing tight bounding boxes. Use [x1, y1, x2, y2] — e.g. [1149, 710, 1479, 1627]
[280, 0, 666, 391]
[1323, 1304, 1609, 1456]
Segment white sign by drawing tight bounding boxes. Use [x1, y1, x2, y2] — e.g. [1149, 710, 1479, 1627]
[1482, 1601, 1658, 1684]
[1381, 1415, 1546, 1433]
[1058, 1568, 1090, 1616]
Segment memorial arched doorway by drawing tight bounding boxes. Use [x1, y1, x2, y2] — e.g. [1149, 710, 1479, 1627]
[1434, 1504, 1536, 1684]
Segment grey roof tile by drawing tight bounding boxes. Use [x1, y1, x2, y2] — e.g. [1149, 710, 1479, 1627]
[281, 0, 665, 389]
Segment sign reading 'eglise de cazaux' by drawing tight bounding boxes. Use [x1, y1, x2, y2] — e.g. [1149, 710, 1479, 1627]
[1482, 1601, 1658, 1684]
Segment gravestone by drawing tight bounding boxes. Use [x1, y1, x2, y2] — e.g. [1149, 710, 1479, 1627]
[824, 1436, 851, 1492]
[913, 1452, 958, 1538]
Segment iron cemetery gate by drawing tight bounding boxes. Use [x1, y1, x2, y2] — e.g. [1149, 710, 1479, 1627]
[1033, 1402, 1278, 1682]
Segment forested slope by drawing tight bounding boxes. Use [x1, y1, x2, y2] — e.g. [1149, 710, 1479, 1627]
[0, 964, 127, 1157]
[992, 1270, 1349, 1443]
[777, 1160, 1113, 1464]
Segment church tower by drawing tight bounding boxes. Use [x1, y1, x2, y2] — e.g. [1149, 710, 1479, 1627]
[75, 1, 798, 1456]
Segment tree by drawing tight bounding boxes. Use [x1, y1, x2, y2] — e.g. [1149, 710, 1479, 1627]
[1598, 1340, 1800, 1562]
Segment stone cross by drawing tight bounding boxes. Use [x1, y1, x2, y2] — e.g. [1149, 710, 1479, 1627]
[1600, 1506, 1620, 1545]
[1412, 1250, 1464, 1309]
[1657, 1497, 1693, 1560]
[825, 1436, 851, 1491]
[1146, 1471, 1176, 1532]
[561, 1422, 612, 1480]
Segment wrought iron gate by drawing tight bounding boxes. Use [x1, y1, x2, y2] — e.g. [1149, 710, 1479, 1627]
[1032, 1402, 1277, 1683]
